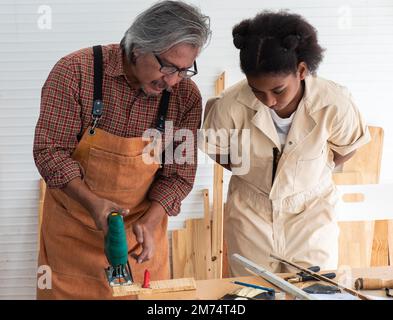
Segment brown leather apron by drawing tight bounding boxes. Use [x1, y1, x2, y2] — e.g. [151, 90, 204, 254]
[36, 46, 170, 299]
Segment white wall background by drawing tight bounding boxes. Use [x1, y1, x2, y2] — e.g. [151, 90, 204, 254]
[0, 0, 392, 299]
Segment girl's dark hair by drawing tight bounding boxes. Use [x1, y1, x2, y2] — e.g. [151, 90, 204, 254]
[232, 11, 324, 76]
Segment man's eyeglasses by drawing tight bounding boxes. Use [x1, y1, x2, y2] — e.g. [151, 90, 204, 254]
[154, 54, 198, 79]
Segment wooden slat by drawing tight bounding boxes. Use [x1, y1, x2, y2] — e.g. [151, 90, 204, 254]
[222, 203, 230, 278]
[203, 189, 213, 279]
[371, 220, 390, 266]
[210, 72, 226, 279]
[214, 72, 225, 97]
[112, 277, 196, 297]
[37, 179, 46, 247]
[171, 228, 188, 278]
[171, 189, 213, 280]
[389, 220, 393, 265]
[338, 221, 375, 268]
[211, 164, 223, 278]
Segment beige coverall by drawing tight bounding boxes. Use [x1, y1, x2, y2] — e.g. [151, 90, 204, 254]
[202, 76, 370, 276]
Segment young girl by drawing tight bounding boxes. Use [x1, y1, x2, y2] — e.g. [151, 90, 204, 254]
[202, 11, 370, 275]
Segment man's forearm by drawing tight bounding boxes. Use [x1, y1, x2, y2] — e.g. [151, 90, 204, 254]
[61, 177, 99, 214]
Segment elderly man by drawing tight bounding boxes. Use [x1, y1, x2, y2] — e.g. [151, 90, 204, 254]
[34, 0, 211, 299]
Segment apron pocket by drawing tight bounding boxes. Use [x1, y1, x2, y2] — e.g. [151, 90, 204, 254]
[84, 147, 158, 192]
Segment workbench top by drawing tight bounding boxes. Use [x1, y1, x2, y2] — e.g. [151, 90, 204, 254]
[137, 266, 393, 300]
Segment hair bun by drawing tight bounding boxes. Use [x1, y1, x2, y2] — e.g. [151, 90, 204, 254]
[282, 34, 299, 51]
[232, 20, 250, 50]
[233, 34, 246, 49]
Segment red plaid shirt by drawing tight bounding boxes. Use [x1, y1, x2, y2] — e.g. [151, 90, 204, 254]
[33, 44, 202, 216]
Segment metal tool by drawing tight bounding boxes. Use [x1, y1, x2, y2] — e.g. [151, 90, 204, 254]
[270, 253, 371, 300]
[232, 281, 275, 293]
[104, 212, 133, 287]
[285, 266, 336, 283]
[231, 254, 317, 300]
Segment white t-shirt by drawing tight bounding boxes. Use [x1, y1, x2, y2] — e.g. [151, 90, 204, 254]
[269, 109, 296, 149]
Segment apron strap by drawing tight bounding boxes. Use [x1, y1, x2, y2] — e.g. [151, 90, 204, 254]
[88, 45, 171, 138]
[155, 89, 170, 132]
[89, 45, 104, 136]
[155, 89, 171, 166]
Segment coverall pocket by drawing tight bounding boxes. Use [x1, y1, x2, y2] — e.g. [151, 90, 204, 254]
[84, 147, 158, 192]
[240, 158, 272, 193]
[294, 149, 326, 192]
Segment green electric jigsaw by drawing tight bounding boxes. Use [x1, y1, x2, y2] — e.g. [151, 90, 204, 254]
[104, 212, 133, 287]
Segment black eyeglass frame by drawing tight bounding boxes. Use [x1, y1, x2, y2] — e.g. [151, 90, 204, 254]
[154, 54, 198, 78]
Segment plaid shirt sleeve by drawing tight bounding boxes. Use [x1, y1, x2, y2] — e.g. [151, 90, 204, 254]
[148, 82, 202, 216]
[33, 57, 84, 188]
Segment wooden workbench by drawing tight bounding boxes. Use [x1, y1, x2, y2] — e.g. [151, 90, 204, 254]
[136, 266, 393, 300]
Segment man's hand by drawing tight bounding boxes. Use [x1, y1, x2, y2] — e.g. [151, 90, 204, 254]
[88, 198, 129, 235]
[131, 201, 166, 264]
[62, 178, 129, 235]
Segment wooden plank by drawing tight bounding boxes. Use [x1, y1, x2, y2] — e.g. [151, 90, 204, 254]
[389, 220, 393, 265]
[210, 72, 226, 279]
[222, 203, 230, 278]
[38, 179, 46, 247]
[371, 220, 390, 266]
[211, 163, 224, 278]
[214, 72, 225, 96]
[112, 277, 196, 297]
[338, 221, 375, 267]
[202, 189, 213, 279]
[171, 228, 188, 279]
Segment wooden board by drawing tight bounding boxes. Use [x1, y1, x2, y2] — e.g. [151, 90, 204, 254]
[112, 278, 196, 297]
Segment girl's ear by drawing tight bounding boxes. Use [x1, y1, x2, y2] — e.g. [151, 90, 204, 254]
[297, 62, 308, 80]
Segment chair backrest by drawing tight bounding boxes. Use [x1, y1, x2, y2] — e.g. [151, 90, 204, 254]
[333, 126, 391, 268]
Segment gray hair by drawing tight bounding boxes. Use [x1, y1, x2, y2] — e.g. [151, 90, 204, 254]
[121, 0, 211, 61]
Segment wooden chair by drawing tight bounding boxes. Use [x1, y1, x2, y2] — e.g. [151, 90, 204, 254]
[334, 126, 392, 267]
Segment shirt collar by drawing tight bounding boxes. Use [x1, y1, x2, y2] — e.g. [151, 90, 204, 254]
[236, 75, 330, 115]
[105, 44, 126, 78]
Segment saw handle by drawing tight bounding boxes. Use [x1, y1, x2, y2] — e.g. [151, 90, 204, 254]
[104, 212, 129, 267]
[355, 278, 393, 290]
